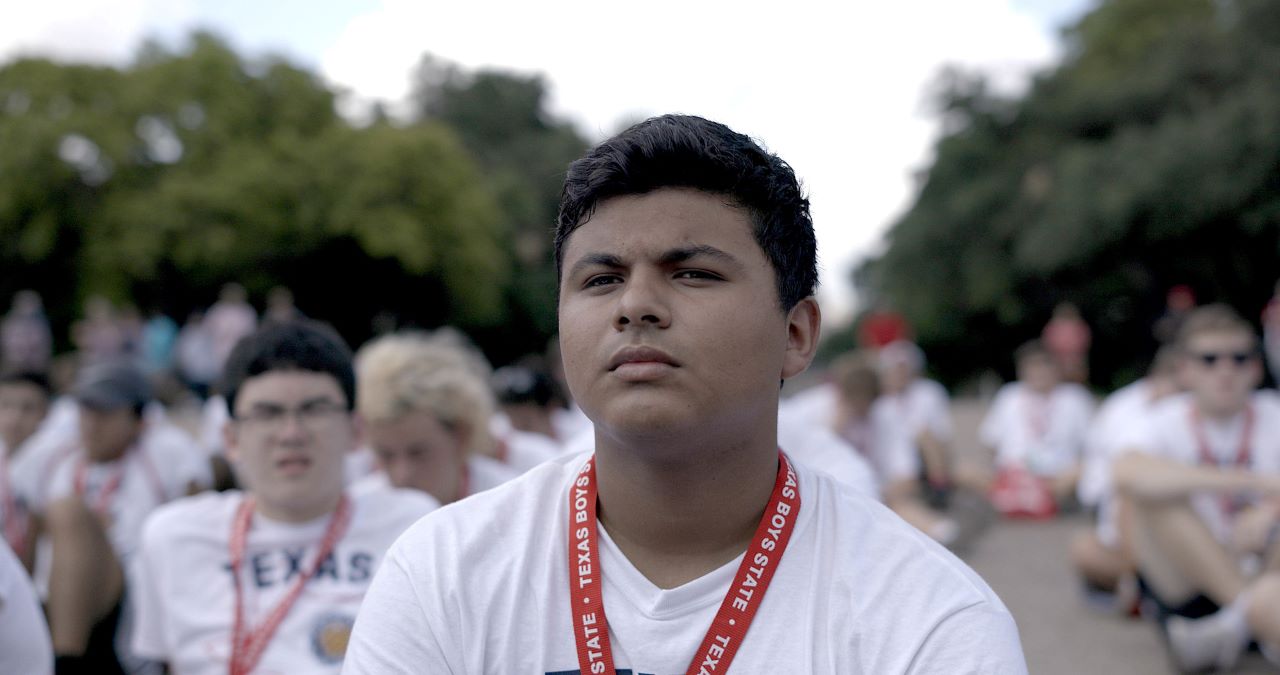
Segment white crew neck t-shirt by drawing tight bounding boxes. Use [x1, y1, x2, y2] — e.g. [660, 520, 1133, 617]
[343, 452, 1026, 674]
[980, 382, 1095, 476]
[1126, 391, 1280, 543]
[131, 485, 437, 675]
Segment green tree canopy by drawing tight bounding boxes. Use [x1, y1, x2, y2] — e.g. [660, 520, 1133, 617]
[0, 33, 589, 359]
[860, 0, 1280, 387]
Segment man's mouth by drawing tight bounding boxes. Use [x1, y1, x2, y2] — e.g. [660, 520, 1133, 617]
[608, 345, 679, 371]
[275, 455, 312, 475]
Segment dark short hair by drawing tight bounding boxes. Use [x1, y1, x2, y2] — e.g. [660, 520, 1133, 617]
[555, 114, 817, 310]
[221, 320, 356, 416]
[0, 370, 52, 398]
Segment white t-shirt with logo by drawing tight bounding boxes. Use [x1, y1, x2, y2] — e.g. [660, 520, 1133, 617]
[45, 423, 211, 562]
[1125, 392, 1280, 544]
[131, 485, 437, 675]
[343, 452, 1027, 674]
[980, 382, 1095, 476]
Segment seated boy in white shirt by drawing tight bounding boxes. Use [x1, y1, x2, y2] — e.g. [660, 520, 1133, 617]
[130, 320, 437, 675]
[344, 114, 1025, 673]
[980, 340, 1094, 516]
[354, 333, 525, 503]
[41, 361, 208, 674]
[1113, 304, 1280, 671]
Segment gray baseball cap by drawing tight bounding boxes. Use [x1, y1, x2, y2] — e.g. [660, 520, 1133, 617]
[73, 360, 152, 410]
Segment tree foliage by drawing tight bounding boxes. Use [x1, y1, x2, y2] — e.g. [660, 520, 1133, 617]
[0, 33, 588, 360]
[860, 0, 1280, 387]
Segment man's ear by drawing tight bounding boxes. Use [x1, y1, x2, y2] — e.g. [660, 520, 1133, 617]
[782, 297, 821, 381]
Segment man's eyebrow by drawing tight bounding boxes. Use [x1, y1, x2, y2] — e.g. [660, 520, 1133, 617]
[567, 253, 624, 278]
[659, 244, 740, 267]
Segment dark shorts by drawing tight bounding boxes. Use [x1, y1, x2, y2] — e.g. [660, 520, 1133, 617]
[83, 596, 126, 675]
[1136, 574, 1220, 627]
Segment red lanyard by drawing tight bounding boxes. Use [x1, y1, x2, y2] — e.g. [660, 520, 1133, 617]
[568, 451, 800, 675]
[1189, 405, 1254, 468]
[0, 451, 27, 557]
[1190, 406, 1254, 516]
[228, 494, 352, 675]
[73, 446, 166, 516]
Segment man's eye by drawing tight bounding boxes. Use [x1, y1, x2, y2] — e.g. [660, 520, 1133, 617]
[675, 270, 720, 280]
[584, 274, 621, 288]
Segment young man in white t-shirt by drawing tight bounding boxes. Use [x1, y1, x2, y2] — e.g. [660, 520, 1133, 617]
[354, 333, 524, 504]
[41, 360, 208, 673]
[867, 342, 964, 543]
[980, 340, 1094, 516]
[131, 320, 437, 674]
[1113, 305, 1280, 671]
[344, 114, 1025, 673]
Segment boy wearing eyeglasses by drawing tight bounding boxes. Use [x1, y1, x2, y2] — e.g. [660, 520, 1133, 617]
[130, 320, 437, 675]
[1113, 304, 1280, 671]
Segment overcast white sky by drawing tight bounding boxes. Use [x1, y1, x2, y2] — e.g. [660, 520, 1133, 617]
[1, 0, 1092, 324]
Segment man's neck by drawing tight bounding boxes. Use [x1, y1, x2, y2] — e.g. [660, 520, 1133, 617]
[1197, 396, 1251, 424]
[592, 430, 780, 590]
[254, 489, 343, 524]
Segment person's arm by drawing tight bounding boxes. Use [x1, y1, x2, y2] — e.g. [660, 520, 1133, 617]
[906, 603, 1027, 675]
[1112, 450, 1280, 503]
[342, 547, 456, 674]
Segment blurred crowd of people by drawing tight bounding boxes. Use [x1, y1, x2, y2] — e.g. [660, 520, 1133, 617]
[3, 279, 1280, 673]
[785, 290, 1280, 673]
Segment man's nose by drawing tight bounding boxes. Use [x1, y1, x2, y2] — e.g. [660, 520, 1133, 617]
[613, 271, 671, 329]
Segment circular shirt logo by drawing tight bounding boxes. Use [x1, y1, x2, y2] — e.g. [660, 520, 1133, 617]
[310, 613, 355, 664]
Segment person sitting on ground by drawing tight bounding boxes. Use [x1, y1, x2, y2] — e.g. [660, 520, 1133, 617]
[981, 340, 1094, 516]
[343, 114, 1025, 673]
[1113, 304, 1280, 672]
[1071, 346, 1180, 605]
[40, 360, 209, 673]
[130, 320, 437, 674]
[872, 340, 955, 502]
[0, 371, 52, 570]
[354, 333, 540, 503]
[827, 350, 960, 544]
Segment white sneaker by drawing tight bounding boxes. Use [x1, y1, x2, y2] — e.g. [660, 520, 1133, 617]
[1165, 610, 1250, 673]
[1262, 642, 1280, 667]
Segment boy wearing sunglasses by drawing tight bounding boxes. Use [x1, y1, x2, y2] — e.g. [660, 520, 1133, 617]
[1114, 304, 1280, 671]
